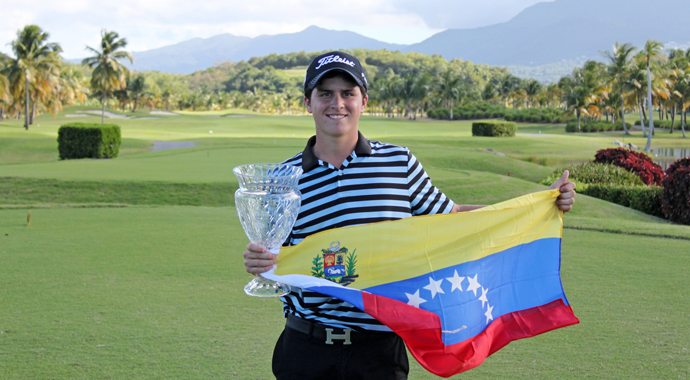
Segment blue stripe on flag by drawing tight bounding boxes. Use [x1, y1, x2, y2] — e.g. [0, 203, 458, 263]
[363, 238, 565, 345]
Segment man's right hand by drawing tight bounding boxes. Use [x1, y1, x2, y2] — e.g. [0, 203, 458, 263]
[243, 243, 277, 275]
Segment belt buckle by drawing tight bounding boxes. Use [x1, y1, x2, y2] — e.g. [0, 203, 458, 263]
[324, 328, 352, 345]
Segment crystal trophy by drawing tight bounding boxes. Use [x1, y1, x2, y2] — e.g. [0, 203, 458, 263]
[233, 163, 302, 297]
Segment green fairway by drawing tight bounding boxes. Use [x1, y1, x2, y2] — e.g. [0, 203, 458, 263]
[1, 208, 688, 379]
[1, 107, 689, 379]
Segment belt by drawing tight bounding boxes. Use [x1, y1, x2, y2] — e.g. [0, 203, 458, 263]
[285, 314, 394, 345]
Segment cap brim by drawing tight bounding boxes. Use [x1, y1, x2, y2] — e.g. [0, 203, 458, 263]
[305, 67, 366, 91]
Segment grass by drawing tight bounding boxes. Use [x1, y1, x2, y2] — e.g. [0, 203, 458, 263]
[1, 106, 689, 379]
[1, 208, 688, 379]
[0, 177, 237, 207]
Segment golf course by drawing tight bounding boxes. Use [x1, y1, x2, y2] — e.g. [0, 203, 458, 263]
[1, 107, 689, 379]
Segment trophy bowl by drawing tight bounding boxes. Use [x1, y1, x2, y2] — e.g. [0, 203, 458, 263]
[233, 163, 302, 297]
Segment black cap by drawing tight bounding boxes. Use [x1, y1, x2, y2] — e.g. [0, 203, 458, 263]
[304, 51, 368, 95]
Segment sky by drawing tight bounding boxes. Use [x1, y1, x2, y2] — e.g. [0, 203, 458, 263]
[0, 0, 550, 59]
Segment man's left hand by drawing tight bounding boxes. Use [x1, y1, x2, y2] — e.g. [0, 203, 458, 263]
[548, 170, 576, 213]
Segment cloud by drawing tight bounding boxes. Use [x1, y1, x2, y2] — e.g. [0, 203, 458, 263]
[394, 0, 551, 29]
[0, 0, 545, 59]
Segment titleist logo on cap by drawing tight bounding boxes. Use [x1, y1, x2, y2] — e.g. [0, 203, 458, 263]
[315, 55, 356, 70]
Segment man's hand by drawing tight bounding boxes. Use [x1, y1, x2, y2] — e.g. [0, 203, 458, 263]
[548, 170, 576, 213]
[243, 243, 277, 275]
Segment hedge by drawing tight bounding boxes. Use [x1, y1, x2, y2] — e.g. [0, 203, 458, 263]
[57, 123, 121, 160]
[427, 104, 566, 123]
[565, 121, 631, 133]
[472, 121, 516, 137]
[661, 157, 690, 225]
[578, 183, 664, 218]
[594, 148, 664, 186]
[635, 119, 685, 129]
[541, 163, 644, 187]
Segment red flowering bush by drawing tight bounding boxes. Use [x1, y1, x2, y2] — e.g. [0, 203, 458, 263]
[594, 148, 664, 186]
[661, 158, 690, 225]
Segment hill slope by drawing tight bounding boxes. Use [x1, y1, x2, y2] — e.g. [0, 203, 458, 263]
[74, 0, 690, 76]
[408, 0, 690, 65]
[126, 26, 401, 74]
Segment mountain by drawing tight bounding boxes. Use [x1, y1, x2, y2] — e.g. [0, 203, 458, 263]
[125, 26, 402, 74]
[75, 0, 690, 78]
[125, 34, 251, 74]
[407, 0, 690, 66]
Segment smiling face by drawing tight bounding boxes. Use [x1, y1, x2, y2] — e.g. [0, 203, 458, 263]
[305, 74, 368, 142]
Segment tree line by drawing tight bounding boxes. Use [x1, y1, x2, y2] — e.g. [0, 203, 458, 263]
[1, 25, 688, 151]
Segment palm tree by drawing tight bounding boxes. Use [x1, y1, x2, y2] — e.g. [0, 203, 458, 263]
[524, 79, 542, 108]
[604, 42, 636, 135]
[437, 70, 460, 120]
[399, 74, 416, 119]
[412, 73, 433, 119]
[674, 71, 690, 138]
[0, 53, 10, 120]
[160, 89, 175, 111]
[498, 74, 521, 108]
[628, 60, 649, 137]
[57, 66, 89, 107]
[2, 25, 62, 130]
[82, 30, 133, 124]
[561, 62, 603, 130]
[664, 52, 688, 134]
[639, 40, 666, 151]
[127, 75, 147, 112]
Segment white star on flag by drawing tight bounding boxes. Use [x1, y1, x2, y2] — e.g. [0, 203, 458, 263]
[466, 274, 481, 296]
[405, 289, 427, 308]
[423, 277, 445, 299]
[446, 270, 465, 292]
[479, 287, 489, 308]
[485, 303, 494, 324]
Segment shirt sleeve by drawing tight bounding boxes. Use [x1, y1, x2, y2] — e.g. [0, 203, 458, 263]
[406, 151, 455, 215]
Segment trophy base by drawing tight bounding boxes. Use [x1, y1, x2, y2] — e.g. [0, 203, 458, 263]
[244, 276, 291, 297]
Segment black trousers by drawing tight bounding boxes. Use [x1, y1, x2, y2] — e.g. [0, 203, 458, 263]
[272, 326, 409, 380]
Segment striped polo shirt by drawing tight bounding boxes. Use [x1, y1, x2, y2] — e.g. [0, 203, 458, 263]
[280, 131, 455, 331]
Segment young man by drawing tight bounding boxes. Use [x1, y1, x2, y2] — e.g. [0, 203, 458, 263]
[243, 51, 576, 379]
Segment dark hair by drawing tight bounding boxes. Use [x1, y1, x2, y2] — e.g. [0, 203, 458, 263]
[304, 70, 367, 100]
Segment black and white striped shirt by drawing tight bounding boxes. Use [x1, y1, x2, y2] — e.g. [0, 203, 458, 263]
[280, 132, 455, 331]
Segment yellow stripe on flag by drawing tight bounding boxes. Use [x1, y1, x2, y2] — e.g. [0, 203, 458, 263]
[276, 189, 562, 289]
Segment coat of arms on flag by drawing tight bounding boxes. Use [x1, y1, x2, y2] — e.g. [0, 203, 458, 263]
[311, 241, 359, 286]
[265, 190, 579, 377]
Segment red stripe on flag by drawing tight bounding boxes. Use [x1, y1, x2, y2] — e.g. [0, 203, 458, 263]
[362, 293, 579, 377]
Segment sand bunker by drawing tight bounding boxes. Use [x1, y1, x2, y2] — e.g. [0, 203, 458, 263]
[65, 114, 89, 118]
[77, 110, 132, 119]
[150, 141, 196, 152]
[223, 114, 254, 118]
[150, 111, 179, 116]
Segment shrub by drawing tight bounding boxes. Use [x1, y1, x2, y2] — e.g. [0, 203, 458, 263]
[541, 163, 644, 187]
[661, 157, 690, 225]
[635, 119, 683, 129]
[594, 148, 664, 186]
[472, 121, 517, 137]
[566, 121, 630, 133]
[57, 123, 121, 160]
[425, 104, 564, 123]
[578, 184, 664, 218]
[433, 108, 449, 120]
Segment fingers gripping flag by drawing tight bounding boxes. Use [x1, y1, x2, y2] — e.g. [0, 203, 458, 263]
[263, 189, 579, 377]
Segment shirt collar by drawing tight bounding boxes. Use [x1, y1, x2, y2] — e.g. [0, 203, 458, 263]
[301, 131, 372, 172]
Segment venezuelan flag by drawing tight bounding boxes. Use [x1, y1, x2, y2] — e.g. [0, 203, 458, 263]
[264, 189, 579, 377]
